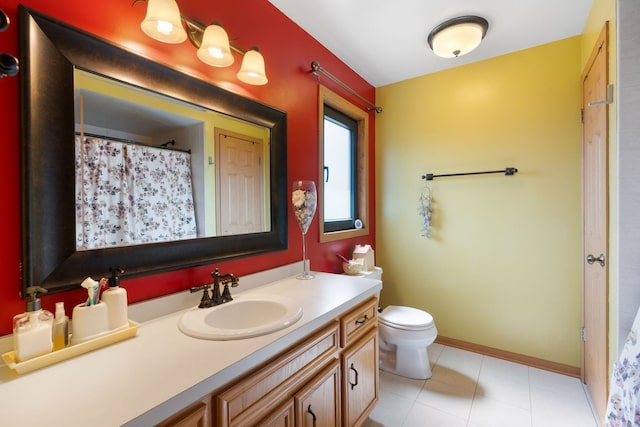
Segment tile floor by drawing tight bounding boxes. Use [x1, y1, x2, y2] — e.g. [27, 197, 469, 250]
[365, 343, 601, 427]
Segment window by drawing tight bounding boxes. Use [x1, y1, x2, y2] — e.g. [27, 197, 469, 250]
[323, 105, 357, 232]
[318, 85, 369, 242]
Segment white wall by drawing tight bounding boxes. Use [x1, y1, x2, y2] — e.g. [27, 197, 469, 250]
[616, 0, 640, 353]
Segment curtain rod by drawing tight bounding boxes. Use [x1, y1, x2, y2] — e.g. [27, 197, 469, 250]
[310, 61, 382, 114]
[76, 132, 191, 154]
[421, 167, 518, 181]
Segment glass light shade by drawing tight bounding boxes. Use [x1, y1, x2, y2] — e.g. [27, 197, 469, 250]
[140, 0, 187, 44]
[196, 24, 234, 67]
[431, 22, 484, 58]
[237, 49, 268, 85]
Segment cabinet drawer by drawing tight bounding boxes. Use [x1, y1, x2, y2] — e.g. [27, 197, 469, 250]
[340, 297, 378, 348]
[217, 321, 339, 426]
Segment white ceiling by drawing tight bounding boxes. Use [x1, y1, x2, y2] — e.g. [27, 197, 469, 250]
[268, 0, 593, 87]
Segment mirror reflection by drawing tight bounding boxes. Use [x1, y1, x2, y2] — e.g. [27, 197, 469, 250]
[74, 70, 271, 250]
[20, 6, 287, 295]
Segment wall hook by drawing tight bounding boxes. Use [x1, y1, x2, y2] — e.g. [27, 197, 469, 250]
[0, 9, 19, 79]
[0, 9, 9, 32]
[0, 53, 19, 78]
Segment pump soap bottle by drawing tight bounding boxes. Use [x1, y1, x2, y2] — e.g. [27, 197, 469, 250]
[13, 287, 54, 362]
[102, 267, 128, 331]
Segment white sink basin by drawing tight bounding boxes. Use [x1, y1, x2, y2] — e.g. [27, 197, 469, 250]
[178, 294, 303, 340]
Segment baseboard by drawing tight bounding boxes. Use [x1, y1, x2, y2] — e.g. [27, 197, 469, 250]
[435, 336, 581, 378]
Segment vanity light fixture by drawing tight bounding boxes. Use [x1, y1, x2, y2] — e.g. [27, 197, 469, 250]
[137, 0, 268, 85]
[427, 15, 489, 58]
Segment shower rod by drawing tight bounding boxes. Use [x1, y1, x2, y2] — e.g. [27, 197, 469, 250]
[311, 60, 382, 114]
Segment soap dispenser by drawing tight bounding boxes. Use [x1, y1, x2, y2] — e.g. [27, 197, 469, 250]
[13, 286, 54, 362]
[102, 267, 128, 331]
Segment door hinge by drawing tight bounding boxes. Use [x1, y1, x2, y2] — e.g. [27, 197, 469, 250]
[580, 108, 584, 124]
[581, 326, 587, 341]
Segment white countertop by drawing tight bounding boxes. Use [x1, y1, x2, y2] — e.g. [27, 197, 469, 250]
[0, 269, 381, 427]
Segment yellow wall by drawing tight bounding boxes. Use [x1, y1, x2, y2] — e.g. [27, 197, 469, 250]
[375, 37, 583, 366]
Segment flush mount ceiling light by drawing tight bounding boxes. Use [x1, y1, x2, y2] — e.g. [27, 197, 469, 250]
[136, 0, 268, 85]
[427, 15, 489, 58]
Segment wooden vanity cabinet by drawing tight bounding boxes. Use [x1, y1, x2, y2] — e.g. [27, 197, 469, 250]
[216, 322, 340, 426]
[157, 296, 379, 427]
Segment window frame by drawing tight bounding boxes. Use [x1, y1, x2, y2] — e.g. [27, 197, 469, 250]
[318, 85, 369, 243]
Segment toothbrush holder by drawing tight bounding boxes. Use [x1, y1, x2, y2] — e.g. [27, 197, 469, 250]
[71, 302, 110, 345]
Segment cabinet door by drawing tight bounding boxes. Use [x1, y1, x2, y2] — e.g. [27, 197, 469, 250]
[342, 329, 379, 427]
[295, 359, 341, 427]
[257, 399, 295, 427]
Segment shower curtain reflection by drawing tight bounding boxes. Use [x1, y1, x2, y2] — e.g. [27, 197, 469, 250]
[75, 136, 197, 250]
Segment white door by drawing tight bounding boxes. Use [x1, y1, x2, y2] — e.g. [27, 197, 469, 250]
[216, 129, 265, 235]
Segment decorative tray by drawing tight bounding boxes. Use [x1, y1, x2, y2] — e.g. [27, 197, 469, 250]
[1, 320, 138, 375]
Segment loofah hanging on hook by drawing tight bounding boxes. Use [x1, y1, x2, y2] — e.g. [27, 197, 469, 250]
[418, 183, 433, 238]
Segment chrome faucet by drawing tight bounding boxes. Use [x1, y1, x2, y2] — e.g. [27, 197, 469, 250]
[211, 268, 239, 304]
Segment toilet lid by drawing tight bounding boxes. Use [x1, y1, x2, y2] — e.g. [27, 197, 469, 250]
[379, 305, 434, 330]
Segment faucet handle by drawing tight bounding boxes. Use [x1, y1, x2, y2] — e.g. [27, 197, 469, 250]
[190, 284, 212, 308]
[221, 283, 233, 303]
[189, 285, 206, 293]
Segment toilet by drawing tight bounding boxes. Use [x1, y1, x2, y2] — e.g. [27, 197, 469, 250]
[378, 305, 438, 379]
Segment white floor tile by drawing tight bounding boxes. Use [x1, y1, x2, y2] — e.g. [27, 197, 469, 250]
[417, 378, 475, 419]
[476, 357, 531, 409]
[368, 346, 598, 427]
[403, 400, 468, 427]
[430, 364, 479, 393]
[428, 342, 445, 364]
[380, 370, 426, 400]
[364, 388, 412, 427]
[468, 395, 532, 427]
[433, 346, 483, 385]
[529, 367, 586, 401]
[530, 382, 598, 427]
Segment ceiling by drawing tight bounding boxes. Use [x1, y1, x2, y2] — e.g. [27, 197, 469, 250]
[268, 0, 593, 88]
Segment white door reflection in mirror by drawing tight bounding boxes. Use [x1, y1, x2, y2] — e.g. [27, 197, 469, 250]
[216, 128, 268, 235]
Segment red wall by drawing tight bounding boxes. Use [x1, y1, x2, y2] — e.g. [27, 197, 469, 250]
[0, 0, 376, 336]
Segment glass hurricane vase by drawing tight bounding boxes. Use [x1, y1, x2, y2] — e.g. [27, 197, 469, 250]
[292, 180, 317, 279]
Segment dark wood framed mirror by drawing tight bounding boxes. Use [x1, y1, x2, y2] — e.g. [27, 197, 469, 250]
[19, 6, 287, 295]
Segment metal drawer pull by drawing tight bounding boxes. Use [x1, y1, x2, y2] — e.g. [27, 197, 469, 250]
[349, 363, 359, 390]
[355, 314, 369, 326]
[307, 404, 317, 426]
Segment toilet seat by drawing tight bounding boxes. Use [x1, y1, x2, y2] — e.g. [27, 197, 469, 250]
[379, 305, 434, 331]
